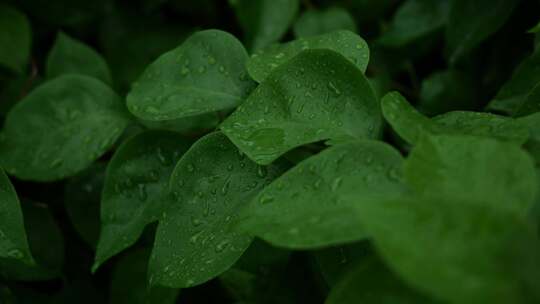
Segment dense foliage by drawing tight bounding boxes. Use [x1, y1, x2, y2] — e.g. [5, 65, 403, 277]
[1, 0, 540, 303]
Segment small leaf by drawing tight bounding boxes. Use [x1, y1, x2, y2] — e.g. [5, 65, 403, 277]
[446, 0, 518, 64]
[64, 163, 106, 248]
[293, 8, 356, 38]
[126, 29, 254, 121]
[94, 131, 191, 270]
[247, 30, 369, 83]
[111, 249, 179, 304]
[487, 49, 540, 115]
[230, 0, 299, 51]
[0, 200, 64, 281]
[0, 74, 131, 181]
[0, 169, 33, 264]
[381, 91, 529, 145]
[0, 5, 31, 74]
[325, 257, 437, 304]
[149, 132, 286, 288]
[222, 49, 381, 165]
[378, 0, 449, 47]
[234, 140, 404, 249]
[46, 32, 112, 84]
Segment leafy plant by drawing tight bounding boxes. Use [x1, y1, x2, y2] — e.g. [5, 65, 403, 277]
[1, 0, 540, 303]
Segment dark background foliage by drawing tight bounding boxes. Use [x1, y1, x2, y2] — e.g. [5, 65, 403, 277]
[1, 0, 540, 303]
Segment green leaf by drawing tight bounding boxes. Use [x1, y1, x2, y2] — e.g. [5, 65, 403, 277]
[126, 29, 254, 121]
[0, 75, 131, 181]
[293, 8, 356, 38]
[0, 200, 64, 281]
[0, 169, 33, 264]
[0, 5, 31, 74]
[378, 0, 449, 47]
[381, 91, 529, 145]
[46, 32, 112, 84]
[404, 135, 537, 215]
[111, 249, 179, 304]
[64, 163, 106, 248]
[234, 140, 404, 249]
[487, 49, 540, 115]
[247, 30, 369, 83]
[230, 0, 300, 51]
[359, 195, 540, 304]
[222, 49, 381, 165]
[149, 132, 286, 288]
[418, 69, 478, 115]
[356, 134, 540, 303]
[446, 0, 518, 64]
[325, 257, 436, 304]
[94, 131, 191, 270]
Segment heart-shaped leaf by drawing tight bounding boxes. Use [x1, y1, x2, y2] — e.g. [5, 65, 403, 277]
[126, 29, 255, 121]
[222, 49, 381, 165]
[148, 132, 286, 288]
[0, 74, 131, 181]
[234, 140, 404, 249]
[247, 30, 369, 83]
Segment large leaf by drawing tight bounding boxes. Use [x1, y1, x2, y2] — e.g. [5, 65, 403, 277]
[357, 135, 540, 303]
[126, 29, 254, 121]
[0, 75, 132, 181]
[325, 257, 437, 304]
[293, 8, 356, 38]
[149, 132, 286, 288]
[247, 30, 369, 83]
[446, 0, 518, 64]
[359, 195, 540, 304]
[0, 200, 64, 281]
[234, 140, 404, 249]
[0, 5, 31, 74]
[378, 0, 449, 47]
[0, 169, 32, 264]
[381, 91, 529, 145]
[46, 32, 112, 84]
[230, 0, 299, 51]
[110, 249, 179, 304]
[222, 49, 381, 165]
[93, 131, 191, 270]
[487, 49, 540, 115]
